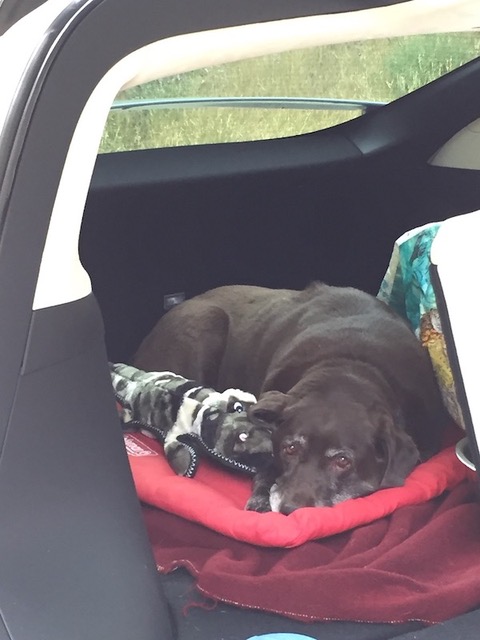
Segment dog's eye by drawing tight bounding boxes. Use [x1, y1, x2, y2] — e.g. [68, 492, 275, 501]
[232, 401, 244, 413]
[282, 442, 299, 456]
[237, 431, 248, 442]
[333, 455, 352, 470]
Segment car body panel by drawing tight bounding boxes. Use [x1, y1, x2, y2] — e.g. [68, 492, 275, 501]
[1, 1, 480, 638]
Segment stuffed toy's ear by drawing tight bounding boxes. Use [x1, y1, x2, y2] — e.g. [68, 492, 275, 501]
[247, 391, 289, 427]
[376, 414, 420, 488]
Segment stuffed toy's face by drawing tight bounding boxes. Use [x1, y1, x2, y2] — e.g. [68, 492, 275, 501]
[201, 391, 274, 466]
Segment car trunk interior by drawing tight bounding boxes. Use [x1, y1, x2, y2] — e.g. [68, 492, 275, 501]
[6, 2, 480, 639]
[78, 62, 480, 638]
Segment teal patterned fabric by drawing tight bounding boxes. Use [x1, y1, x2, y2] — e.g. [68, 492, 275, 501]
[378, 222, 464, 428]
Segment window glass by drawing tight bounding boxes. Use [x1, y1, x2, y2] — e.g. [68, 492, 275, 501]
[100, 33, 480, 153]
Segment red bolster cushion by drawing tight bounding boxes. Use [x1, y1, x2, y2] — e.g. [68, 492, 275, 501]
[124, 429, 473, 548]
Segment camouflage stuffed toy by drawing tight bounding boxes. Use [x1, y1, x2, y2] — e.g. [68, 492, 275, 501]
[110, 362, 273, 477]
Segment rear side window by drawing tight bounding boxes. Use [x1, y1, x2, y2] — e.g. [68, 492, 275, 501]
[100, 33, 480, 153]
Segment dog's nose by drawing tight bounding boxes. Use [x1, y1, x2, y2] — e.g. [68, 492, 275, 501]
[280, 502, 298, 515]
[280, 498, 315, 515]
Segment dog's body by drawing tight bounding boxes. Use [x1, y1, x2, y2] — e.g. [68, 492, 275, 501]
[134, 283, 447, 513]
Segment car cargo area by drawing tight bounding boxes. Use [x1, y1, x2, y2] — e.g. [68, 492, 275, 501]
[79, 80, 480, 636]
[5, 3, 480, 640]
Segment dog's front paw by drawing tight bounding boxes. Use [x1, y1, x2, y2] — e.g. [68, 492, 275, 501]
[246, 465, 277, 511]
[245, 494, 272, 512]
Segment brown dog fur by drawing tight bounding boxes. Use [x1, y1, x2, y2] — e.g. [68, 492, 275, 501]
[134, 283, 447, 512]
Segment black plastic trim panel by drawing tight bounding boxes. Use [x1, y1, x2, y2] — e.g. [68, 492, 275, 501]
[21, 294, 105, 374]
[0, 295, 173, 640]
[92, 131, 361, 188]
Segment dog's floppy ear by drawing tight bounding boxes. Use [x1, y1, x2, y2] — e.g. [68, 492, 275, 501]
[376, 412, 420, 488]
[247, 391, 289, 427]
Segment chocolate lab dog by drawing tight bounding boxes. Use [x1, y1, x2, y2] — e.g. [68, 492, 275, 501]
[134, 283, 447, 513]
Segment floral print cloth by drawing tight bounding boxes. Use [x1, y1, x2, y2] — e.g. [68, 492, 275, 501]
[378, 222, 464, 428]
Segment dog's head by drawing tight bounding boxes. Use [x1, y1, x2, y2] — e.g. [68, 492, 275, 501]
[249, 379, 420, 514]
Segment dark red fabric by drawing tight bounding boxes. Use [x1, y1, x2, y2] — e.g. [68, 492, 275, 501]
[128, 429, 480, 623]
[143, 479, 480, 624]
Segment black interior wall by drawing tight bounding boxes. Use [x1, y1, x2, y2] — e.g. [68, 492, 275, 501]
[80, 134, 480, 364]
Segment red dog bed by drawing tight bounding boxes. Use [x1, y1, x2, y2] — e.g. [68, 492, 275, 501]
[124, 427, 471, 547]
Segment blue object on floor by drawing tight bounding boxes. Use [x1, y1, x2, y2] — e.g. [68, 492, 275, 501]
[246, 634, 317, 640]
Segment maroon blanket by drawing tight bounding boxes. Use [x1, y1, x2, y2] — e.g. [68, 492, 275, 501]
[143, 478, 480, 624]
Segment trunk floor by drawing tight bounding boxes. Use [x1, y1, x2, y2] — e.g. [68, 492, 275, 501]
[158, 567, 425, 640]
[159, 568, 480, 639]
